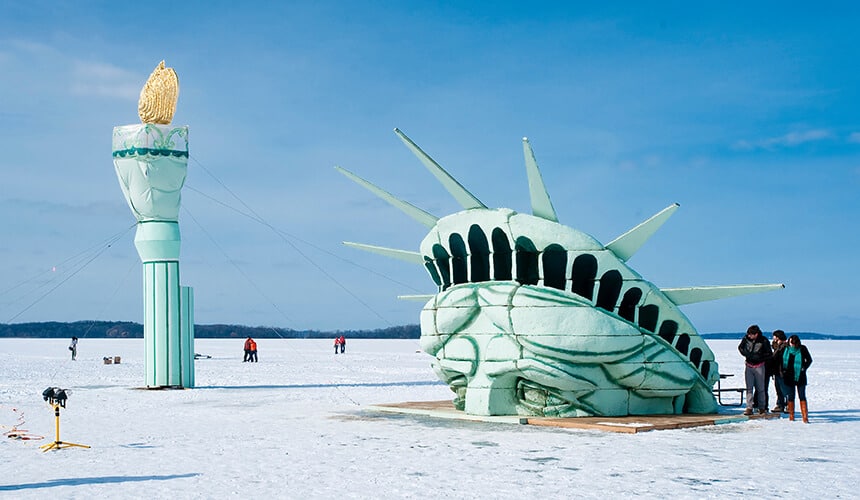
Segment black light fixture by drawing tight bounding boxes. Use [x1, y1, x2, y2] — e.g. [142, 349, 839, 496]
[42, 387, 68, 408]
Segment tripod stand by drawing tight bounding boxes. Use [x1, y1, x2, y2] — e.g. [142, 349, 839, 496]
[39, 403, 90, 452]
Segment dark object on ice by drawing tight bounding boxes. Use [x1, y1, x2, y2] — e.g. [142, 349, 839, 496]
[42, 387, 68, 408]
[713, 373, 746, 406]
[69, 336, 78, 360]
[194, 353, 211, 359]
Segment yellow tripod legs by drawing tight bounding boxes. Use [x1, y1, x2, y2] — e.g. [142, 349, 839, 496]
[39, 403, 90, 452]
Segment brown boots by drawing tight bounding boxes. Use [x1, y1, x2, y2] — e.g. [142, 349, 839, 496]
[786, 401, 809, 423]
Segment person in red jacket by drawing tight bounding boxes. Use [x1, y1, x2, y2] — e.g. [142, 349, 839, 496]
[248, 338, 258, 362]
[339, 335, 346, 354]
[243, 337, 253, 362]
[334, 336, 341, 354]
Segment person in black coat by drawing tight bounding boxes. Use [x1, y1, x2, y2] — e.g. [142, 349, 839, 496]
[738, 324, 772, 415]
[767, 330, 788, 412]
[781, 334, 813, 423]
[69, 337, 78, 361]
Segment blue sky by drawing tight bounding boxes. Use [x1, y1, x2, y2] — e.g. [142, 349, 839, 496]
[0, 2, 858, 334]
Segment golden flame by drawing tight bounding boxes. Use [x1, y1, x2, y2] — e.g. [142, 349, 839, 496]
[138, 60, 179, 124]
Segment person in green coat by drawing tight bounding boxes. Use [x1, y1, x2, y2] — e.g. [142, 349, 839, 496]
[781, 334, 813, 423]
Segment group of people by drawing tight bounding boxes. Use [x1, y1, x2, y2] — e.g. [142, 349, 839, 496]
[334, 335, 346, 354]
[243, 336, 258, 362]
[738, 324, 813, 422]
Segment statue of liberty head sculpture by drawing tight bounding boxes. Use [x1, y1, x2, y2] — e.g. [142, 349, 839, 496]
[337, 129, 783, 417]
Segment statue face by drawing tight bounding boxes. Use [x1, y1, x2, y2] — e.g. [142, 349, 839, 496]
[419, 211, 716, 417]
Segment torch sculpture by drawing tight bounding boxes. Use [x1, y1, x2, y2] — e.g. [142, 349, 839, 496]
[112, 61, 195, 388]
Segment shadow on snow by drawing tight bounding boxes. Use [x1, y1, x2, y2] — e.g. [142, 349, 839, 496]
[804, 409, 860, 423]
[196, 380, 446, 390]
[0, 473, 200, 491]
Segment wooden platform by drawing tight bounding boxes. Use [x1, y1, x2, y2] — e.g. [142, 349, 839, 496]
[366, 400, 780, 433]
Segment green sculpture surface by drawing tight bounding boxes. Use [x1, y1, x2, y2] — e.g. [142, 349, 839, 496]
[339, 129, 783, 416]
[113, 123, 195, 388]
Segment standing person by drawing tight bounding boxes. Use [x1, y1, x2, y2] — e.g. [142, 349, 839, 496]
[69, 337, 78, 361]
[243, 337, 253, 362]
[249, 337, 258, 362]
[782, 334, 813, 423]
[339, 335, 346, 354]
[738, 324, 772, 415]
[768, 330, 788, 412]
[334, 337, 340, 354]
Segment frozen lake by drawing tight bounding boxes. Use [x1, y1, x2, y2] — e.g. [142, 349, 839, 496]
[1, 338, 857, 498]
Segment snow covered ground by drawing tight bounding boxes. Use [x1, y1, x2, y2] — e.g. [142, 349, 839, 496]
[0, 338, 857, 498]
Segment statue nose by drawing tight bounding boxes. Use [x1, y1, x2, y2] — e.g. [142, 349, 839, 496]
[464, 361, 518, 416]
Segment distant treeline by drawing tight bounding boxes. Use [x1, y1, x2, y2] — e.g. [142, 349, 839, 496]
[0, 322, 854, 340]
[701, 332, 859, 340]
[0, 321, 420, 339]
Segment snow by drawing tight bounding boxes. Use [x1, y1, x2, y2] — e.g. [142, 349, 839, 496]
[1, 338, 857, 498]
